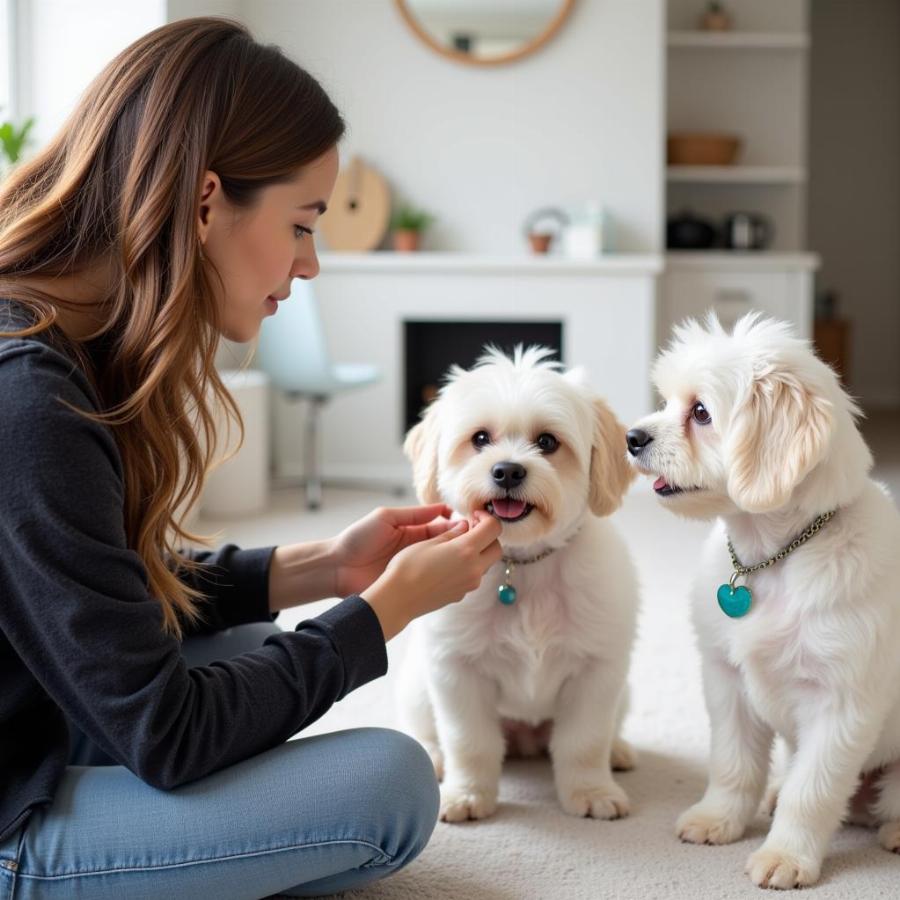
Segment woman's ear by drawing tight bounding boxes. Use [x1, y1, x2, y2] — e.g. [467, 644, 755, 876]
[726, 370, 833, 512]
[589, 397, 636, 517]
[197, 170, 223, 241]
[403, 400, 442, 505]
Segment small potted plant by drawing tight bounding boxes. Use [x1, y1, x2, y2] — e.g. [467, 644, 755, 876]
[522, 206, 569, 255]
[0, 112, 35, 177]
[390, 205, 434, 252]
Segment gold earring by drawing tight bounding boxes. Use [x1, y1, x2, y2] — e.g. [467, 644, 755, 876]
[197, 239, 205, 262]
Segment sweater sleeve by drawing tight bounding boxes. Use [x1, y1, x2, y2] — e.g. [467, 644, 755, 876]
[0, 341, 388, 789]
[175, 544, 279, 635]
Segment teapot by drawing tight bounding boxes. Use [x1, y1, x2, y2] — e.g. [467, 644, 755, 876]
[723, 212, 772, 250]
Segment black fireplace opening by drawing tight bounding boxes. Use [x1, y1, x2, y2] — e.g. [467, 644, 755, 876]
[403, 320, 564, 434]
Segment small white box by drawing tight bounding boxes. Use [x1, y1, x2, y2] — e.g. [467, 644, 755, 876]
[562, 204, 606, 258]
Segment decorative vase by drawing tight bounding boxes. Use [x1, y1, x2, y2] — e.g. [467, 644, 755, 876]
[393, 229, 420, 252]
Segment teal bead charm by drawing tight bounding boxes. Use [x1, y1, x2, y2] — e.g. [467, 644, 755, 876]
[717, 573, 752, 618]
[498, 562, 517, 605]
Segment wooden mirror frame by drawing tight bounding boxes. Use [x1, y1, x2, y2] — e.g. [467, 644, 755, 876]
[394, 0, 576, 67]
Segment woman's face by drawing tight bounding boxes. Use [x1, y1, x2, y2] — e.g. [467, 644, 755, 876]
[198, 145, 339, 343]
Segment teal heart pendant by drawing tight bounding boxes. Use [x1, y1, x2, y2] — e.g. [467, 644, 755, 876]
[717, 582, 752, 618]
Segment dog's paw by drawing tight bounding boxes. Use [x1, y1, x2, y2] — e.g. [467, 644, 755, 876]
[439, 784, 497, 822]
[610, 737, 636, 771]
[676, 803, 746, 845]
[559, 780, 630, 820]
[745, 846, 820, 890]
[878, 821, 900, 853]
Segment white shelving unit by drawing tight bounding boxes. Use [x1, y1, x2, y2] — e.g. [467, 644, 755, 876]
[661, 0, 816, 344]
[666, 0, 810, 252]
[667, 31, 809, 50]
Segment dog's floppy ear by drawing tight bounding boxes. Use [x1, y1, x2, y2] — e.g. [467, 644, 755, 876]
[726, 369, 833, 512]
[403, 401, 442, 505]
[589, 397, 636, 517]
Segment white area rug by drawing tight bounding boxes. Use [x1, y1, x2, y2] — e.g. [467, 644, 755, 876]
[200, 432, 900, 898]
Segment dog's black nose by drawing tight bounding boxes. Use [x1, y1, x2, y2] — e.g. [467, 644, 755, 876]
[626, 429, 653, 456]
[491, 461, 527, 490]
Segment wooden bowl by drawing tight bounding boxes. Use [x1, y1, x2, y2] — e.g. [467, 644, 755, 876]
[667, 133, 741, 166]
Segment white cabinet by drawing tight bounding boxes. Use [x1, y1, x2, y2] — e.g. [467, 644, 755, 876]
[660, 253, 818, 346]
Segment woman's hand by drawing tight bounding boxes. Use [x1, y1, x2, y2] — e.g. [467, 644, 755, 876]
[331, 503, 459, 598]
[361, 511, 503, 641]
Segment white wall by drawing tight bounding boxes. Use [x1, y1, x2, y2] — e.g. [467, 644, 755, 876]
[242, 0, 665, 254]
[167, 0, 240, 22]
[808, 0, 900, 409]
[17, 0, 166, 146]
[0, 0, 13, 117]
[17, 1, 243, 148]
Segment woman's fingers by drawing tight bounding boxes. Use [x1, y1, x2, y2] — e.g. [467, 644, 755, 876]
[461, 512, 503, 551]
[480, 540, 503, 568]
[381, 503, 453, 526]
[401, 518, 457, 544]
[430, 519, 469, 543]
[423, 518, 458, 539]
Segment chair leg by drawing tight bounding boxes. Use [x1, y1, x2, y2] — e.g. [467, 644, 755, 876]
[304, 396, 325, 511]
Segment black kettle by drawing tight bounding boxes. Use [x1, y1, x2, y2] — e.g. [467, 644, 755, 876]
[666, 210, 718, 250]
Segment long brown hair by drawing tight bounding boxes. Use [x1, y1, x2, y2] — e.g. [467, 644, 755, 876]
[0, 18, 344, 634]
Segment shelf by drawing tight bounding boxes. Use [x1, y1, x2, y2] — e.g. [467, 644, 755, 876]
[318, 252, 664, 276]
[665, 251, 819, 272]
[667, 166, 806, 184]
[667, 31, 809, 50]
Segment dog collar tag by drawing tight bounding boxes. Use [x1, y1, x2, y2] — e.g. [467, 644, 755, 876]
[719, 510, 836, 620]
[717, 573, 752, 618]
[498, 563, 517, 605]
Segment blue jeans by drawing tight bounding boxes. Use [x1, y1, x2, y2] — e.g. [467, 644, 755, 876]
[0, 623, 439, 899]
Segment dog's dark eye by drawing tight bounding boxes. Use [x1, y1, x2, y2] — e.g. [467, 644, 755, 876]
[691, 402, 712, 426]
[472, 430, 491, 450]
[535, 433, 559, 454]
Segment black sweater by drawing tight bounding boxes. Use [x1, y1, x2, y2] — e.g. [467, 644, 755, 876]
[0, 303, 387, 843]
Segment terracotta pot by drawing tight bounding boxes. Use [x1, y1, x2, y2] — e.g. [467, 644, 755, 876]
[393, 230, 421, 252]
[528, 232, 554, 254]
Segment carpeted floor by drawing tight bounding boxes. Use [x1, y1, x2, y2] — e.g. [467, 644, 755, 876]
[197, 413, 900, 899]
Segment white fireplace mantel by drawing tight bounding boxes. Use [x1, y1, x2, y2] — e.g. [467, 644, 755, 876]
[318, 251, 665, 277]
[273, 253, 662, 484]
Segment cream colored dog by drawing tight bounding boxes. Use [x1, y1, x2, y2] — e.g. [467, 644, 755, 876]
[398, 346, 639, 822]
[628, 314, 900, 889]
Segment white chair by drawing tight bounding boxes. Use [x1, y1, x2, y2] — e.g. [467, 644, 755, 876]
[255, 279, 379, 510]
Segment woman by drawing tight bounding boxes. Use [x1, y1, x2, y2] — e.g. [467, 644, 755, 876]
[0, 17, 502, 899]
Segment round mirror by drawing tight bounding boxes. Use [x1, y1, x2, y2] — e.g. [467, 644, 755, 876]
[395, 0, 575, 67]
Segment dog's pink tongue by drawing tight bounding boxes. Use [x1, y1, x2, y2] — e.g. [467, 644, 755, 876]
[653, 476, 668, 491]
[492, 498, 527, 519]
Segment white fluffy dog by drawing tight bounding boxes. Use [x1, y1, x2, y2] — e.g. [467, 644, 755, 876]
[398, 346, 639, 823]
[627, 313, 900, 889]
